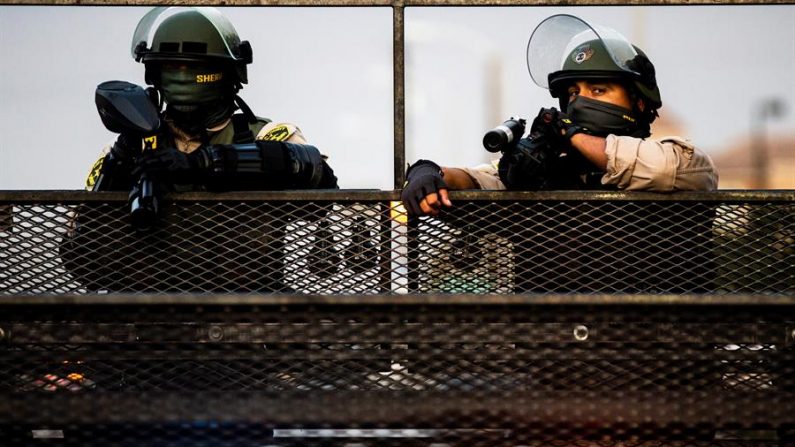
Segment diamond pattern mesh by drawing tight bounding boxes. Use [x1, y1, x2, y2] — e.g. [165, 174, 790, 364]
[1, 302, 794, 446]
[1, 192, 793, 445]
[1, 193, 791, 294]
[1, 198, 398, 294]
[410, 200, 792, 294]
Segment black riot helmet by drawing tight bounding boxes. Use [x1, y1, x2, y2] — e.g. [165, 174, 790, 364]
[131, 7, 253, 87]
[526, 14, 662, 121]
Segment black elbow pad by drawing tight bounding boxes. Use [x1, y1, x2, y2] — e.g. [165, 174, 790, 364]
[206, 141, 327, 189]
[281, 141, 324, 188]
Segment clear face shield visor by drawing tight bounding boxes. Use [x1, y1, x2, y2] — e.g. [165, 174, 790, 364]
[526, 14, 640, 89]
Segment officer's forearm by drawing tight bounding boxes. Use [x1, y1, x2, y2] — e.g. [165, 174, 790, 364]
[204, 141, 331, 190]
[441, 167, 479, 190]
[570, 133, 608, 170]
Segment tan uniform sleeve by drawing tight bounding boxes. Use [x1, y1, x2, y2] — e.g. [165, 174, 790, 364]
[460, 160, 506, 190]
[601, 135, 718, 191]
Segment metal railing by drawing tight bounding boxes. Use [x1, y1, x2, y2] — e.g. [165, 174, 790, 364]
[2, 293, 795, 446]
[1, 190, 792, 295]
[2, 1, 793, 445]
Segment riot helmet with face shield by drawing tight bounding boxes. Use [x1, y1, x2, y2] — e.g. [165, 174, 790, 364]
[526, 14, 661, 137]
[131, 7, 253, 131]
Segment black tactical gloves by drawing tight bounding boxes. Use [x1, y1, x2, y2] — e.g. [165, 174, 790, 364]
[109, 133, 141, 163]
[400, 159, 447, 216]
[555, 113, 587, 140]
[133, 147, 209, 184]
[497, 107, 581, 191]
[90, 134, 143, 191]
[498, 135, 557, 190]
[530, 107, 586, 145]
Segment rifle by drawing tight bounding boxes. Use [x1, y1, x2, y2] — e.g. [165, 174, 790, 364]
[95, 80, 161, 231]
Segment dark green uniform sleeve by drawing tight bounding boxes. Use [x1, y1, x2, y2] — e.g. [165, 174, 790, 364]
[200, 141, 338, 191]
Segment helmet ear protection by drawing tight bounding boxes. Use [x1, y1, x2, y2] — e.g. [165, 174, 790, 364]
[239, 41, 253, 65]
[624, 48, 661, 112]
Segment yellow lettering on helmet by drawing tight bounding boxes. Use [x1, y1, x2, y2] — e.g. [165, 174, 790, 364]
[622, 115, 636, 123]
[196, 73, 223, 83]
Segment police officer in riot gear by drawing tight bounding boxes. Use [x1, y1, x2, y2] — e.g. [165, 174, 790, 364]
[65, 7, 338, 293]
[87, 6, 338, 193]
[401, 14, 717, 217]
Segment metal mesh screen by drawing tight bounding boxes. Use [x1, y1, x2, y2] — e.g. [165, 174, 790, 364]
[410, 200, 793, 294]
[1, 191, 794, 445]
[1, 195, 399, 294]
[1, 191, 792, 295]
[1, 299, 794, 446]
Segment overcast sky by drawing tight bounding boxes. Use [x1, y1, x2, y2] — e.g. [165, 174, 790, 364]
[1, 5, 793, 190]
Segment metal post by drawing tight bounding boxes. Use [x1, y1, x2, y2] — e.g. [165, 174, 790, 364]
[393, 0, 406, 189]
[751, 99, 785, 189]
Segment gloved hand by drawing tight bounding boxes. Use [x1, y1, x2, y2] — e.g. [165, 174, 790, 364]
[554, 111, 587, 140]
[498, 135, 556, 190]
[529, 108, 586, 146]
[400, 159, 450, 216]
[108, 133, 141, 164]
[133, 147, 210, 184]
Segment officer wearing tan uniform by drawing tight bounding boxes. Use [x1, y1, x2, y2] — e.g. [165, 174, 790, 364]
[401, 14, 717, 217]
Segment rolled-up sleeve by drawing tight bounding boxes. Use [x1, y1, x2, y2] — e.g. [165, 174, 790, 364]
[602, 135, 718, 191]
[461, 161, 506, 190]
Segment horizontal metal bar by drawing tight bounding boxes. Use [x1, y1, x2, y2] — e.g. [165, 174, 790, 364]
[6, 321, 787, 344]
[1, 189, 793, 203]
[0, 189, 399, 203]
[405, 0, 792, 4]
[2, 391, 792, 426]
[2, 0, 788, 5]
[1, 293, 794, 305]
[449, 189, 795, 202]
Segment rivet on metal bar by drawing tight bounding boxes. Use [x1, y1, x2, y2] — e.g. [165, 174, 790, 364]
[208, 326, 224, 342]
[573, 325, 589, 341]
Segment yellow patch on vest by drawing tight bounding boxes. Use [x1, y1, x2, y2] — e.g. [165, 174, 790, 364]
[260, 125, 292, 142]
[143, 135, 158, 150]
[85, 156, 105, 189]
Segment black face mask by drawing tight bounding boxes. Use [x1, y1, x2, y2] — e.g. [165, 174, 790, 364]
[566, 95, 650, 138]
[165, 100, 235, 135]
[159, 65, 236, 132]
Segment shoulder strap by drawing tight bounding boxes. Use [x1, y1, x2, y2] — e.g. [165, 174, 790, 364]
[231, 113, 255, 144]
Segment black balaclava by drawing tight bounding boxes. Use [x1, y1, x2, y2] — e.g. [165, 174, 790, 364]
[158, 64, 236, 133]
[565, 95, 650, 139]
